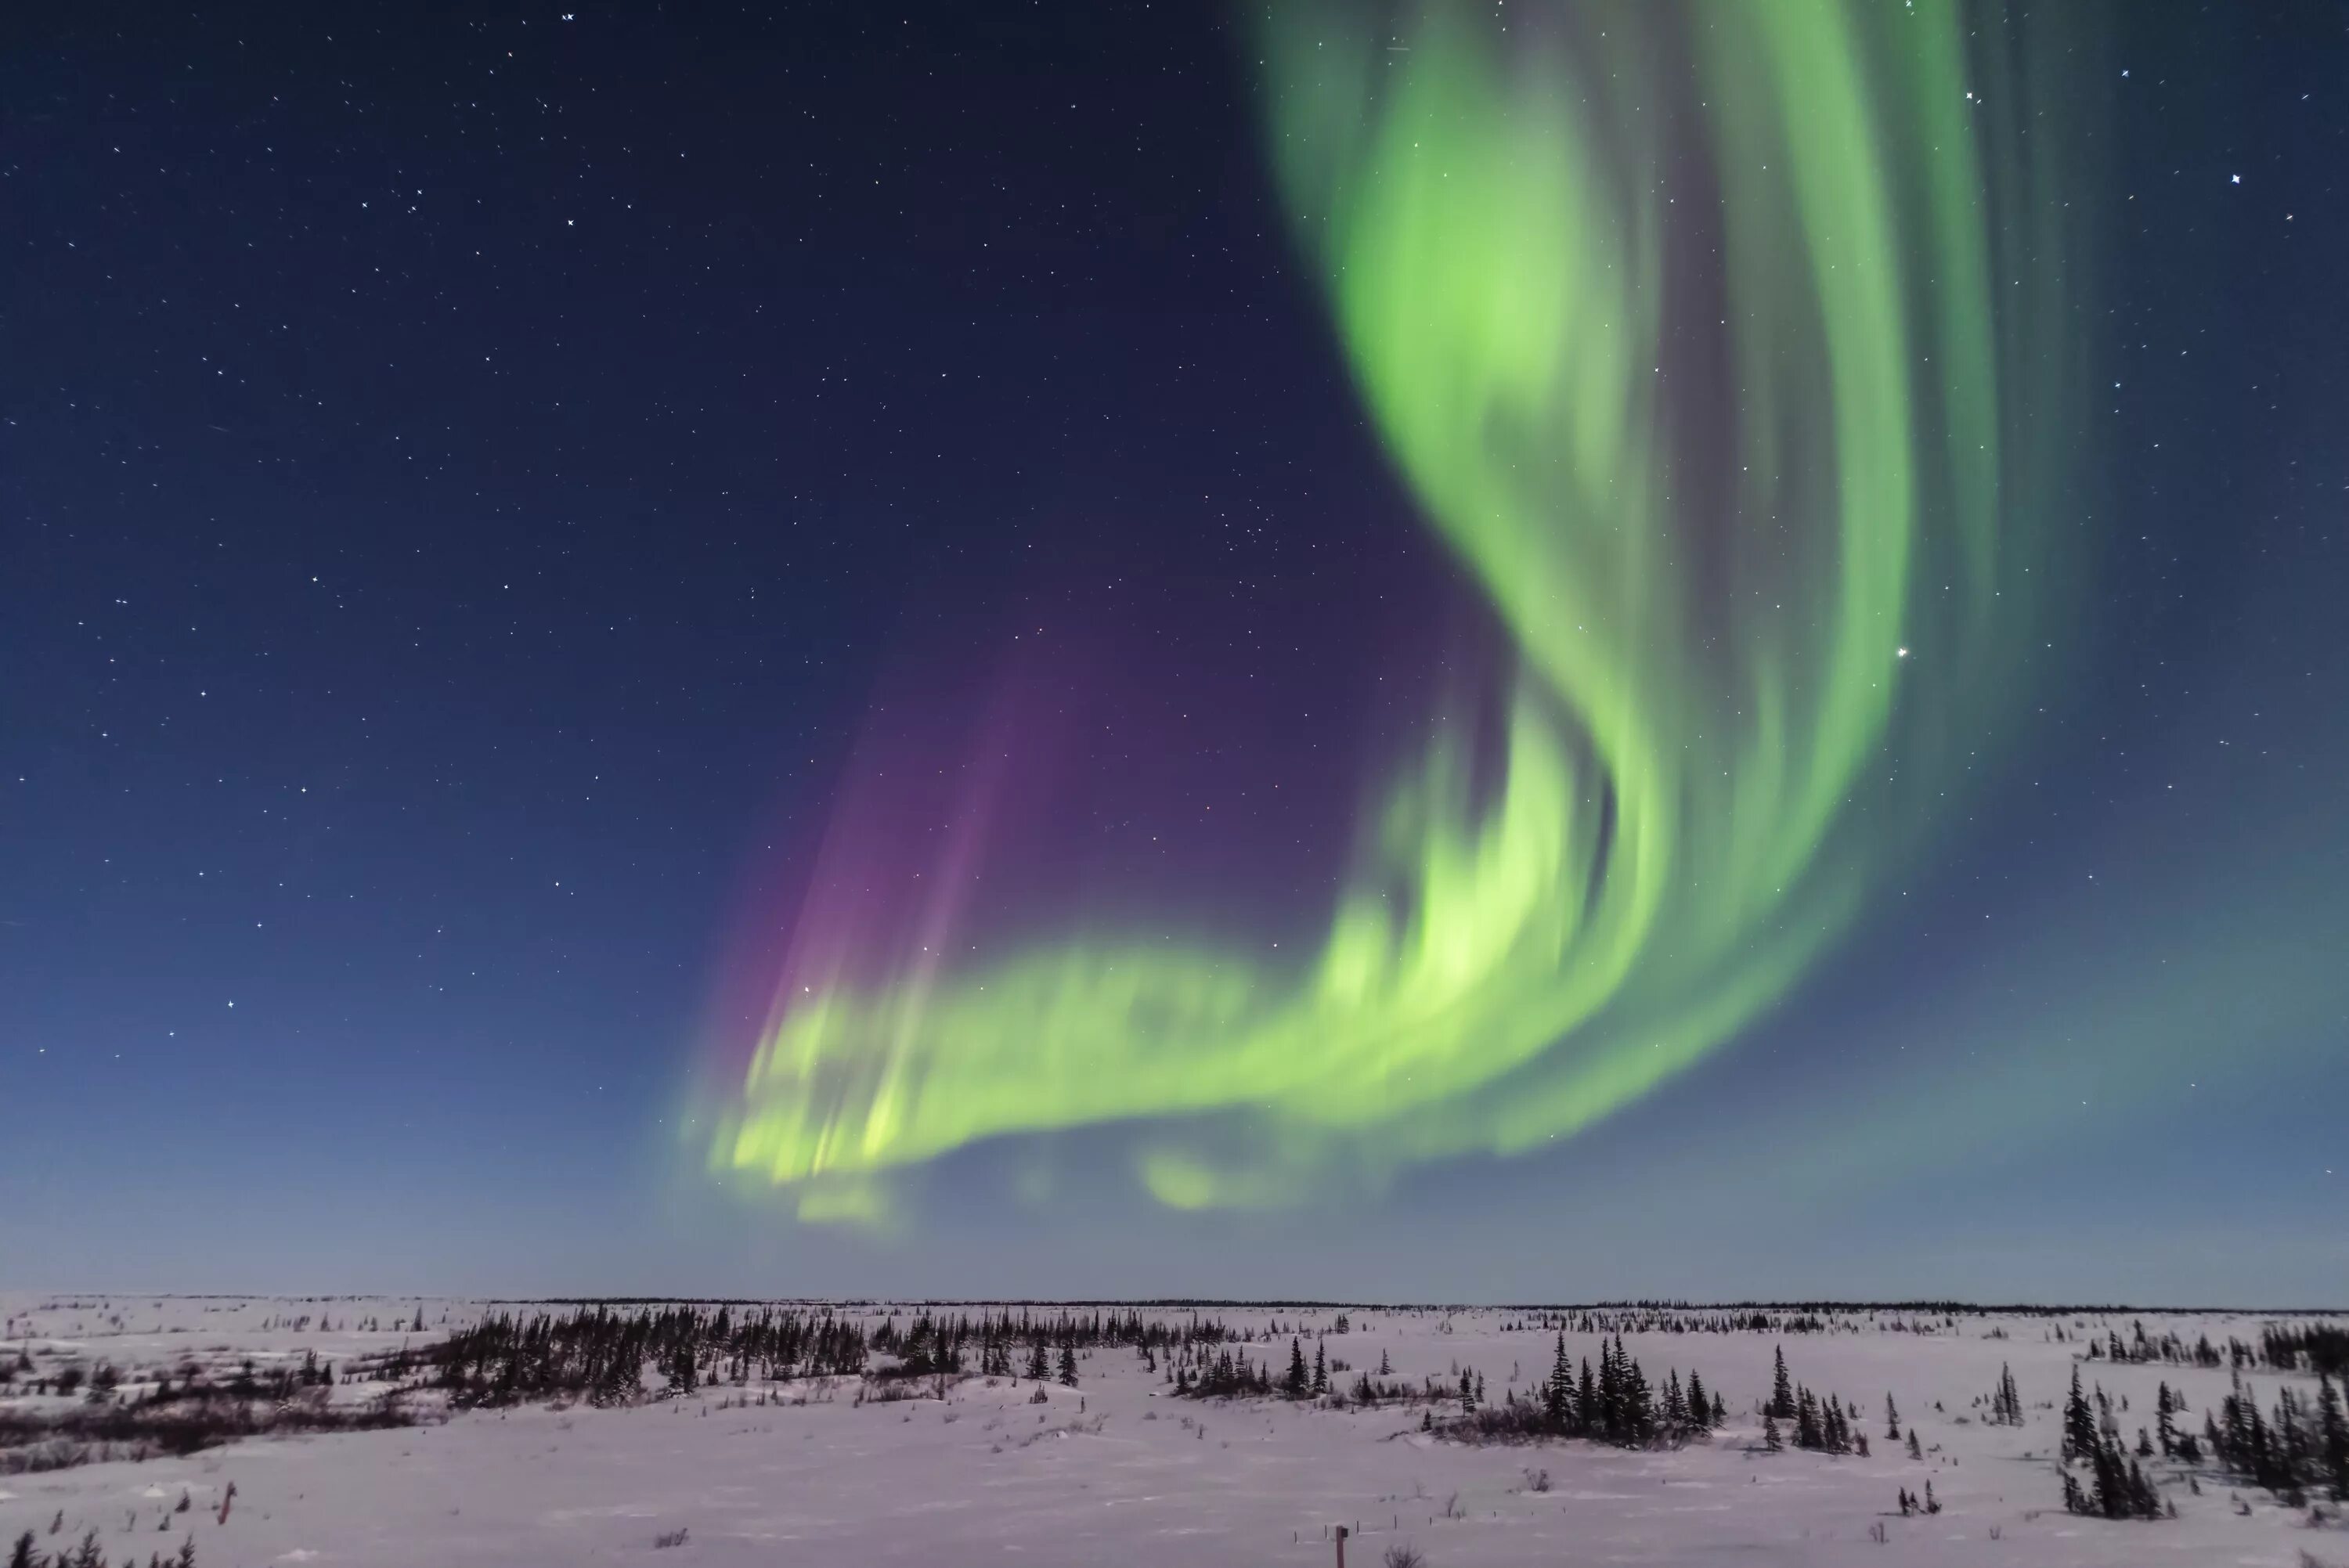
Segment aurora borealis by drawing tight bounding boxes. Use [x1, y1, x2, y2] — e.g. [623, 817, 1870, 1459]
[709, 1, 2083, 1220]
[9, 0, 2345, 1299]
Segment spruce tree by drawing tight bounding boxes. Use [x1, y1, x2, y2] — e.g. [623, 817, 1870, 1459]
[1685, 1370, 1709, 1431]
[2317, 1373, 2348, 1500]
[1795, 1386, 1821, 1451]
[1058, 1343, 1078, 1387]
[1545, 1332, 1572, 1431]
[1763, 1412, 1782, 1452]
[1906, 1429, 1923, 1461]
[2063, 1365, 2097, 1462]
[1884, 1390, 1900, 1440]
[1618, 1345, 1649, 1442]
[1285, 1338, 1309, 1400]
[1312, 1342, 1328, 1397]
[1770, 1346, 1795, 1419]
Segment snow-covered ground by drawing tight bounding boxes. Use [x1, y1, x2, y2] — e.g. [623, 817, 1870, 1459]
[3, 1292, 2344, 1566]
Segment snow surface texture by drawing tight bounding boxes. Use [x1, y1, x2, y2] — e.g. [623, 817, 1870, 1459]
[2, 1292, 2344, 1566]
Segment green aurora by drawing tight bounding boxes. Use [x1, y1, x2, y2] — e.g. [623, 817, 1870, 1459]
[708, 0, 2081, 1221]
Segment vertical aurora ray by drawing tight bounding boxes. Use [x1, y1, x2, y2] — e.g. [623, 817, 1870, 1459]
[702, 0, 2077, 1220]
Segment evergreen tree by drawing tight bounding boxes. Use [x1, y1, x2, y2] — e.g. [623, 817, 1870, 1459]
[1618, 1343, 1649, 1443]
[1025, 1338, 1049, 1382]
[1685, 1370, 1710, 1432]
[1285, 1339, 1309, 1400]
[1763, 1412, 1782, 1452]
[1544, 1332, 1572, 1431]
[1058, 1343, 1078, 1388]
[1994, 1363, 2022, 1426]
[2063, 1366, 2097, 1462]
[2279, 1386, 2311, 1490]
[1795, 1386, 1822, 1451]
[1459, 1366, 1477, 1415]
[1770, 1346, 1795, 1419]
[1906, 1429, 1923, 1461]
[2317, 1373, 2349, 1500]
[1884, 1390, 1900, 1440]
[1312, 1342, 1328, 1397]
[7, 1530, 33, 1568]
[2127, 1458, 2160, 1519]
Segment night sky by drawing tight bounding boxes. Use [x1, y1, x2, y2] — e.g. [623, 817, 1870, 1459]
[5, 2, 2344, 1303]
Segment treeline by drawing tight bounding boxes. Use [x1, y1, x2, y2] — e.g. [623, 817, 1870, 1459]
[1, 1393, 405, 1476]
[2054, 1362, 2349, 1520]
[874, 1307, 1239, 1382]
[430, 1303, 1257, 1405]
[1507, 1310, 1838, 1336]
[2259, 1324, 2349, 1380]
[1762, 1345, 1865, 1454]
[433, 1305, 871, 1406]
[142, 1354, 337, 1408]
[1171, 1347, 1276, 1400]
[1440, 1335, 1721, 1451]
[9, 1533, 194, 1568]
[2077, 1319, 2239, 1369]
[2060, 1367, 2169, 1519]
[2197, 1371, 2349, 1503]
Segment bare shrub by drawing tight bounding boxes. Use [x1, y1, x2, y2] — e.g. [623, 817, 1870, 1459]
[654, 1526, 690, 1548]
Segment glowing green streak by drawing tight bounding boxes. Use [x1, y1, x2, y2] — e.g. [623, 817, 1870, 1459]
[707, 0, 2061, 1219]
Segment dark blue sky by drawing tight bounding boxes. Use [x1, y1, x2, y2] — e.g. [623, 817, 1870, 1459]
[4, 2, 2344, 1301]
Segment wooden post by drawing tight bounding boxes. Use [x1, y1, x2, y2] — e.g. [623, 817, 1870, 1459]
[1333, 1523, 1348, 1567]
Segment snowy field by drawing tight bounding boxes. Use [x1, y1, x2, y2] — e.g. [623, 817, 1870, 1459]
[3, 1292, 2345, 1567]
